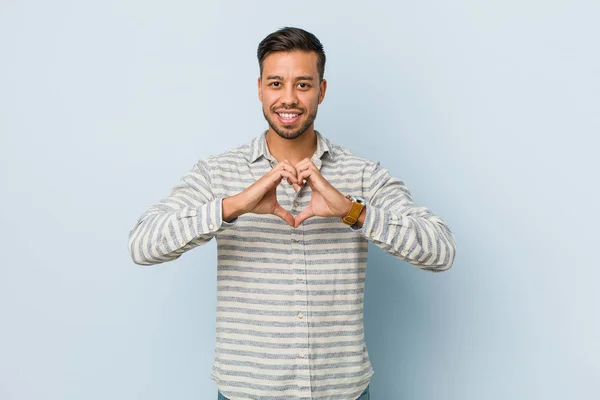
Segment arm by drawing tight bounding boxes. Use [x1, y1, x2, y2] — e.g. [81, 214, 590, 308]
[128, 159, 237, 266]
[352, 162, 456, 272]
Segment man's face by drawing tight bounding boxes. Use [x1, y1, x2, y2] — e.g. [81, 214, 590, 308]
[258, 50, 327, 140]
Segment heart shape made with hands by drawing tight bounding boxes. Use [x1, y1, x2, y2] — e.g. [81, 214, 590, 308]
[274, 159, 351, 229]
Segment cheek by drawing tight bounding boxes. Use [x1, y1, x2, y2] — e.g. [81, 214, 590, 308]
[303, 94, 319, 109]
[262, 92, 278, 108]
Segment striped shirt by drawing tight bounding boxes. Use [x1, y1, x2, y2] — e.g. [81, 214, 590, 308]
[128, 130, 456, 400]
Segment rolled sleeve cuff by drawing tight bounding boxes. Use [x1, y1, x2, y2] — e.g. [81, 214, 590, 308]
[350, 203, 381, 236]
[180, 197, 238, 237]
[352, 203, 408, 244]
[215, 196, 238, 230]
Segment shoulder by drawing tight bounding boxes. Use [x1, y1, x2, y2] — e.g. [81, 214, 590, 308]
[198, 138, 253, 170]
[328, 140, 379, 172]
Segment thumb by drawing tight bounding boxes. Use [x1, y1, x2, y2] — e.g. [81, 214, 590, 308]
[272, 204, 295, 227]
[294, 207, 314, 228]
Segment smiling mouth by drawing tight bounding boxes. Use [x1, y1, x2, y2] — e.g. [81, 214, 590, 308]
[276, 112, 301, 123]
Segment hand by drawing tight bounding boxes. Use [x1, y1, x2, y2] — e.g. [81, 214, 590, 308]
[234, 160, 300, 227]
[293, 158, 352, 228]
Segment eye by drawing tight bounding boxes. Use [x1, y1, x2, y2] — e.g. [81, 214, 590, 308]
[298, 83, 310, 89]
[269, 82, 281, 87]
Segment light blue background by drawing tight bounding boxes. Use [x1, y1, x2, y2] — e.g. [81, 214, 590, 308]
[1, 1, 598, 399]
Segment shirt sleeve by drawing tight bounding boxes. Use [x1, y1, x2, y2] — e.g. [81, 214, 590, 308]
[128, 159, 237, 265]
[350, 161, 456, 272]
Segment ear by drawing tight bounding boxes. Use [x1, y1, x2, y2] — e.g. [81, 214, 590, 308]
[318, 79, 327, 104]
[257, 77, 263, 102]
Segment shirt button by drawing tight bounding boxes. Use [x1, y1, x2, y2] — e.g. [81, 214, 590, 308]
[299, 354, 305, 358]
[297, 312, 304, 319]
[296, 276, 303, 281]
[292, 238, 300, 243]
[209, 223, 215, 230]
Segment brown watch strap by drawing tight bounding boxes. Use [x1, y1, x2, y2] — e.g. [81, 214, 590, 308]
[341, 196, 365, 225]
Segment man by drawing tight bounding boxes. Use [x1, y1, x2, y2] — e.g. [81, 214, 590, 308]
[129, 27, 456, 400]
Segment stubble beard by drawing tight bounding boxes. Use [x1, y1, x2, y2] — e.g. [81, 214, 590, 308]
[263, 106, 318, 141]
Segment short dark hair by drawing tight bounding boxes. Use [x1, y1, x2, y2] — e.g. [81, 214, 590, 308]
[257, 27, 326, 81]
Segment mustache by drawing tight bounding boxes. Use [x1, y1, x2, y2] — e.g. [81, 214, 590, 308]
[272, 106, 304, 112]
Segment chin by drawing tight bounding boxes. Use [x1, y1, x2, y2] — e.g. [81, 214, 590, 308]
[268, 119, 305, 140]
[263, 108, 314, 140]
[275, 127, 305, 140]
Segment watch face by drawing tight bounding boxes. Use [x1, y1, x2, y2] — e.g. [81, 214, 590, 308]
[355, 196, 365, 204]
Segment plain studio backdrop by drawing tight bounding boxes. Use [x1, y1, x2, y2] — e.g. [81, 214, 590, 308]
[1, 1, 598, 399]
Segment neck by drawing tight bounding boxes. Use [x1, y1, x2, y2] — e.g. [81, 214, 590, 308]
[265, 128, 317, 165]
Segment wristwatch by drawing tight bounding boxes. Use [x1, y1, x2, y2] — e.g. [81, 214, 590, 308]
[341, 195, 365, 226]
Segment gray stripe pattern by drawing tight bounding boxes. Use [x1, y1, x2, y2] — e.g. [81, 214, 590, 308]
[128, 130, 456, 400]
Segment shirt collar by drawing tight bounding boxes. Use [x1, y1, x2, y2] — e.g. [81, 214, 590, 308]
[247, 130, 336, 164]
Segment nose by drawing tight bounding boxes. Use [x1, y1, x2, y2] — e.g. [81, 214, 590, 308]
[280, 83, 298, 107]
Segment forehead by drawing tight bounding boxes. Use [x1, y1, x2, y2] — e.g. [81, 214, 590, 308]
[262, 50, 319, 78]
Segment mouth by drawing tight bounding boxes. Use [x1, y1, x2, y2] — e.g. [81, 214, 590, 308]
[276, 111, 301, 124]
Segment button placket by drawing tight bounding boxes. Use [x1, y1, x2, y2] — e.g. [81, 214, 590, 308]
[291, 224, 309, 377]
[291, 225, 304, 282]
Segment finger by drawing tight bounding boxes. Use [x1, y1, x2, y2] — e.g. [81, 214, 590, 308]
[293, 158, 313, 168]
[295, 162, 317, 185]
[276, 170, 300, 186]
[298, 169, 315, 188]
[280, 159, 300, 178]
[294, 162, 308, 180]
[279, 160, 294, 169]
[294, 158, 315, 170]
[269, 167, 297, 183]
[273, 204, 295, 227]
[279, 161, 302, 191]
[269, 161, 292, 176]
[294, 207, 314, 228]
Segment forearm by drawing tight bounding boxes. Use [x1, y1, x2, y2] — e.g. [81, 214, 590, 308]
[222, 194, 246, 223]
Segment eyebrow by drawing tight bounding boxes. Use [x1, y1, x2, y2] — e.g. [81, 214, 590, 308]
[265, 75, 315, 81]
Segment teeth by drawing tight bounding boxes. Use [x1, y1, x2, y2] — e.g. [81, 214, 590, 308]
[279, 113, 298, 119]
